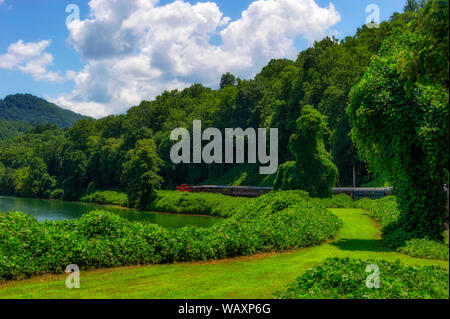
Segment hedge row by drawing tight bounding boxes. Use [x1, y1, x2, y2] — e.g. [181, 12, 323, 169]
[81, 190, 250, 218]
[81, 190, 129, 207]
[0, 191, 342, 281]
[146, 191, 250, 218]
[278, 257, 449, 299]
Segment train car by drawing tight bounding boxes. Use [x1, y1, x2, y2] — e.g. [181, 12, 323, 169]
[229, 186, 273, 197]
[199, 185, 233, 196]
[333, 187, 393, 199]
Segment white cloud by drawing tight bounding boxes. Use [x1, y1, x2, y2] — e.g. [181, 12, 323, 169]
[0, 40, 67, 83]
[57, 0, 341, 117]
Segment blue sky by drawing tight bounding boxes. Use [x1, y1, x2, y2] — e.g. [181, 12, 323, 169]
[0, 0, 406, 117]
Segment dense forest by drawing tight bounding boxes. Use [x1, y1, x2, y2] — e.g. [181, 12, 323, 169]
[0, 94, 86, 128]
[0, 1, 448, 222]
[0, 119, 31, 140]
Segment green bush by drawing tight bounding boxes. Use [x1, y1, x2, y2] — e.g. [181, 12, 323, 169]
[49, 188, 64, 200]
[0, 191, 342, 281]
[81, 190, 129, 207]
[81, 190, 249, 218]
[147, 190, 250, 218]
[231, 191, 343, 251]
[278, 257, 449, 299]
[318, 194, 355, 208]
[398, 239, 449, 260]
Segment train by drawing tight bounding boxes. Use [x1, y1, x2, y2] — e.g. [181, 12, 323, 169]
[332, 187, 393, 199]
[175, 184, 394, 199]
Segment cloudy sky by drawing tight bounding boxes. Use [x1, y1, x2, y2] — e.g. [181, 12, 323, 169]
[0, 0, 405, 118]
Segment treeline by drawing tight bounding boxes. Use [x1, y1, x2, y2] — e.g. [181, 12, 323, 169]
[0, 6, 438, 206]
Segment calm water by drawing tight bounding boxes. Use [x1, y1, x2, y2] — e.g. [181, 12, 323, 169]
[0, 196, 222, 228]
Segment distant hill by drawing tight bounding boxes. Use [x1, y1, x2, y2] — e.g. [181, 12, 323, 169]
[0, 94, 86, 128]
[0, 119, 32, 140]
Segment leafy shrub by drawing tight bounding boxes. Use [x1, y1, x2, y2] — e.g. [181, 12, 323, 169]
[76, 211, 128, 238]
[81, 190, 249, 218]
[81, 190, 129, 207]
[318, 194, 355, 208]
[355, 196, 400, 229]
[147, 190, 250, 218]
[0, 191, 342, 281]
[278, 257, 449, 299]
[49, 188, 64, 200]
[231, 191, 343, 251]
[398, 239, 449, 260]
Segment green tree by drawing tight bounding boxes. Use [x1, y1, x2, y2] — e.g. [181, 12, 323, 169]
[219, 72, 236, 89]
[121, 139, 163, 208]
[274, 106, 338, 197]
[99, 137, 124, 187]
[61, 150, 88, 200]
[0, 164, 15, 195]
[404, 0, 427, 12]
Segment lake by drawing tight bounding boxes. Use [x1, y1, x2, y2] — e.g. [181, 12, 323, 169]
[0, 195, 223, 228]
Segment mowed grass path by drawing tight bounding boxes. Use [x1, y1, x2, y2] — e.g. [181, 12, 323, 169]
[0, 209, 448, 299]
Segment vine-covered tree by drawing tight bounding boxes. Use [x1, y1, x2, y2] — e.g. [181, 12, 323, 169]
[274, 105, 338, 197]
[347, 0, 449, 244]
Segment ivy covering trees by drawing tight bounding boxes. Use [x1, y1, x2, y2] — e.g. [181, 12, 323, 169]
[348, 0, 449, 243]
[274, 106, 337, 197]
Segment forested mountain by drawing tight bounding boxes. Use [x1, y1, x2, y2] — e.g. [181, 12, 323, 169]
[0, 94, 86, 128]
[0, 119, 32, 140]
[0, 2, 447, 209]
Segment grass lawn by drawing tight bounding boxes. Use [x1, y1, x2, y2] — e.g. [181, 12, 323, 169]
[0, 208, 447, 299]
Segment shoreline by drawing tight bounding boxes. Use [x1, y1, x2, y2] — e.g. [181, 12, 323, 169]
[88, 201, 224, 219]
[0, 194, 225, 219]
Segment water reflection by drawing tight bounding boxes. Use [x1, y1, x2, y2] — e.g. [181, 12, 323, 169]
[0, 195, 222, 228]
